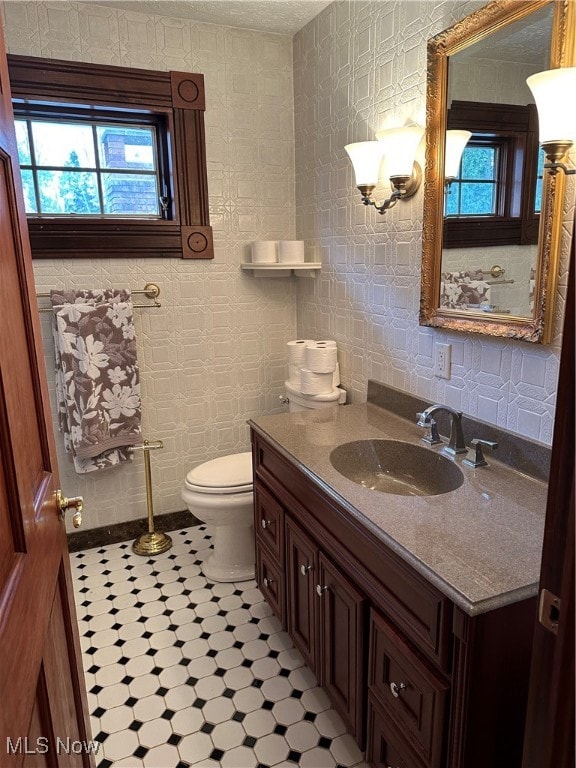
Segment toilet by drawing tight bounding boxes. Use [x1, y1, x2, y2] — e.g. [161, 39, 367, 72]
[181, 384, 346, 582]
[181, 452, 255, 583]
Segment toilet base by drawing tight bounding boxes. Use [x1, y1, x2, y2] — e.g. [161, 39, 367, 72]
[202, 522, 255, 583]
[202, 554, 255, 583]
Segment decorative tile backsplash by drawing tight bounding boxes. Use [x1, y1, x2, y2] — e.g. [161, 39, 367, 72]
[1, 0, 573, 532]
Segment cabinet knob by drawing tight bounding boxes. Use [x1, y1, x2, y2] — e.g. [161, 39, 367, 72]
[263, 577, 274, 588]
[300, 564, 312, 576]
[316, 584, 328, 596]
[390, 681, 407, 698]
[261, 519, 272, 529]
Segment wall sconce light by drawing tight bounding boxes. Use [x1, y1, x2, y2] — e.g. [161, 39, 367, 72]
[444, 130, 472, 189]
[344, 126, 424, 214]
[526, 67, 576, 175]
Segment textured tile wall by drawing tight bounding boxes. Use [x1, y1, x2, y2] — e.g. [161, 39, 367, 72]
[293, 0, 574, 446]
[1, 0, 297, 530]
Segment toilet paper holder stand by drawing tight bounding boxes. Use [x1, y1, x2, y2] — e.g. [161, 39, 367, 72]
[128, 439, 172, 556]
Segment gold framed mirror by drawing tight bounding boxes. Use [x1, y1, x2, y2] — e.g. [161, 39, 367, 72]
[420, 0, 575, 343]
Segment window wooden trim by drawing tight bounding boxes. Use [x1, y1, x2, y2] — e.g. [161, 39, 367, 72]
[7, 54, 213, 260]
[443, 100, 539, 249]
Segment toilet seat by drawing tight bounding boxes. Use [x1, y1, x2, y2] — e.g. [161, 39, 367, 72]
[184, 451, 253, 495]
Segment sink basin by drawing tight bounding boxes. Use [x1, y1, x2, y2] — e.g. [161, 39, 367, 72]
[329, 439, 464, 497]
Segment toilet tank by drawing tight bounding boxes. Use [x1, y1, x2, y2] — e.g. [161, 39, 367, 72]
[284, 380, 346, 412]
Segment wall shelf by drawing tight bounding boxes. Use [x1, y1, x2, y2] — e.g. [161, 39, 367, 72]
[241, 263, 321, 277]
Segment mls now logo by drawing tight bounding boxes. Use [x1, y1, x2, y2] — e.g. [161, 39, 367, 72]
[6, 737, 100, 755]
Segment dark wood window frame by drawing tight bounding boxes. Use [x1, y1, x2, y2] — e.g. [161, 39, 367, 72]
[7, 54, 213, 260]
[444, 100, 540, 249]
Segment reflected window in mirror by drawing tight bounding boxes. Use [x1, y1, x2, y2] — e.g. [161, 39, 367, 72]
[443, 100, 540, 249]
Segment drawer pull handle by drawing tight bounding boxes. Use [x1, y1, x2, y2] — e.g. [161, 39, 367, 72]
[300, 564, 312, 576]
[261, 519, 272, 529]
[390, 681, 406, 698]
[316, 584, 328, 596]
[263, 577, 274, 588]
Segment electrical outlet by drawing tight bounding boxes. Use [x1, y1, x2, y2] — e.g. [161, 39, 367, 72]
[434, 342, 451, 379]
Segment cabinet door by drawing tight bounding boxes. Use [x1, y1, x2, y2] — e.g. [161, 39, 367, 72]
[318, 552, 367, 745]
[285, 517, 318, 672]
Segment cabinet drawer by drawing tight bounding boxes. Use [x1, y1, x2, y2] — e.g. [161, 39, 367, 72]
[367, 692, 426, 768]
[369, 610, 448, 768]
[254, 481, 284, 563]
[256, 540, 285, 626]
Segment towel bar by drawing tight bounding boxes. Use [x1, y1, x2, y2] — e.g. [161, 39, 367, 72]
[36, 282, 162, 311]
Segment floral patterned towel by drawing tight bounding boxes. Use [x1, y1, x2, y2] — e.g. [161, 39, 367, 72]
[440, 270, 492, 309]
[50, 289, 142, 474]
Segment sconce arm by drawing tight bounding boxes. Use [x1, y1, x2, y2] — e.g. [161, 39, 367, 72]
[357, 161, 422, 215]
[361, 189, 402, 214]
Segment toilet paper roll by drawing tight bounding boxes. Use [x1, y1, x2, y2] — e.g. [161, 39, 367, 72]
[287, 339, 312, 367]
[287, 363, 301, 389]
[332, 362, 340, 387]
[304, 341, 338, 373]
[300, 368, 335, 395]
[278, 240, 305, 264]
[251, 241, 278, 263]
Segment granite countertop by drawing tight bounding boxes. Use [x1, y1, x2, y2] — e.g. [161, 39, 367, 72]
[249, 403, 548, 617]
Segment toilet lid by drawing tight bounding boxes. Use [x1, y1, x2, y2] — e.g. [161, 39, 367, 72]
[185, 451, 253, 492]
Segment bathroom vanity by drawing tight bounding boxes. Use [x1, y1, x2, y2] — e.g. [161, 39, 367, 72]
[249, 398, 548, 768]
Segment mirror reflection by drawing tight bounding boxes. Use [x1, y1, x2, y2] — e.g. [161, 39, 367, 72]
[439, 5, 553, 319]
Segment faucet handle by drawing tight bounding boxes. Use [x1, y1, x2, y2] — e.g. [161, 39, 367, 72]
[417, 414, 442, 446]
[463, 438, 498, 468]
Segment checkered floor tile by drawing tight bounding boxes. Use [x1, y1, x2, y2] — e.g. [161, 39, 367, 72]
[72, 525, 368, 768]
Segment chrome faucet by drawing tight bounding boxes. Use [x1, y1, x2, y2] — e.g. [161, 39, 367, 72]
[416, 405, 467, 456]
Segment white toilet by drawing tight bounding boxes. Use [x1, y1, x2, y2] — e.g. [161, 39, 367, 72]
[181, 384, 346, 583]
[181, 452, 255, 583]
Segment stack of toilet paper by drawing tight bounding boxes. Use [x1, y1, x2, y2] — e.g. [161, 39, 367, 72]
[287, 339, 340, 395]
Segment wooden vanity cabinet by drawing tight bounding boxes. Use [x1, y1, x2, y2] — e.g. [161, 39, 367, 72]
[251, 430, 536, 768]
[284, 515, 367, 742]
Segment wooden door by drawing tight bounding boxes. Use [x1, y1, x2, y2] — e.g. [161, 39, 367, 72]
[522, 224, 574, 768]
[0, 18, 93, 768]
[285, 517, 318, 673]
[318, 552, 366, 745]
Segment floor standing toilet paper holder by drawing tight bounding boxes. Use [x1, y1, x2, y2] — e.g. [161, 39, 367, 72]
[128, 439, 172, 556]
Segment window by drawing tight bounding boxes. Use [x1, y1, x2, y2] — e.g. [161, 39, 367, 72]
[445, 142, 500, 217]
[443, 100, 540, 249]
[8, 55, 213, 259]
[16, 118, 164, 217]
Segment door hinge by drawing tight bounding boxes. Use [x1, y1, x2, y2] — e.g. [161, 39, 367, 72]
[538, 588, 561, 635]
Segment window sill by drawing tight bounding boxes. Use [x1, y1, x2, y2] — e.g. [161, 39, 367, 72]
[26, 218, 213, 259]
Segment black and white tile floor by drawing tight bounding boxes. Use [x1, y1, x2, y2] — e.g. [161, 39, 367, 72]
[72, 525, 368, 768]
